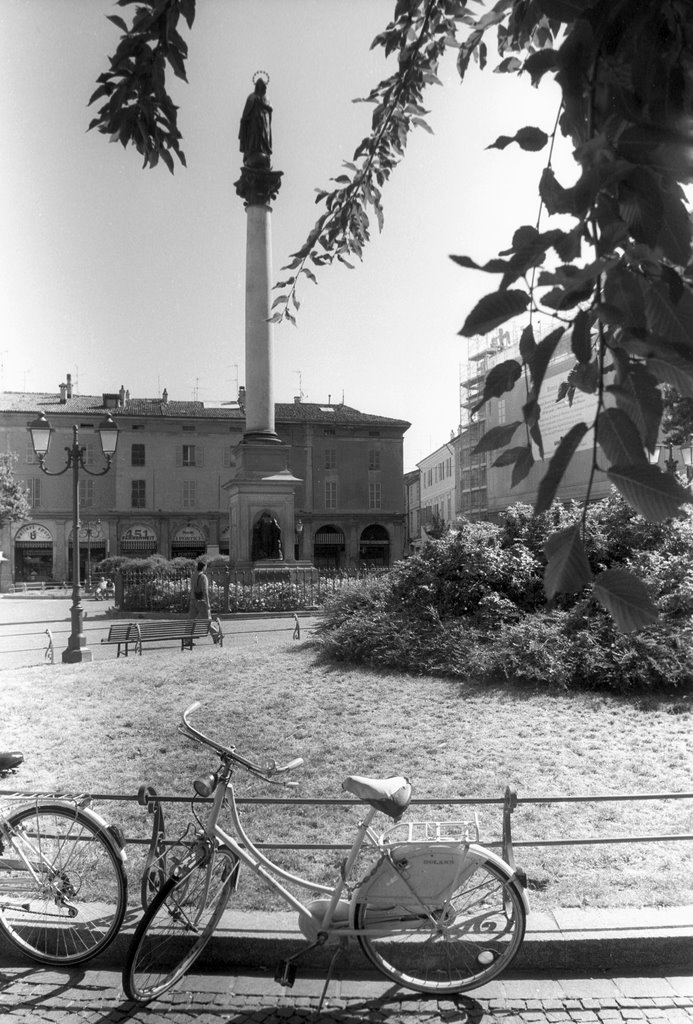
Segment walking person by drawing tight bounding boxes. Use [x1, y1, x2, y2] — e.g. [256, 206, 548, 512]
[188, 560, 212, 623]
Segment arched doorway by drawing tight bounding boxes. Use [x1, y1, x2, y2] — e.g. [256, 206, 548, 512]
[313, 525, 345, 570]
[359, 524, 390, 567]
[14, 524, 53, 582]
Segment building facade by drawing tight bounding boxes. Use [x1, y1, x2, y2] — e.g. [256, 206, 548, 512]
[458, 327, 613, 521]
[0, 382, 410, 587]
[418, 440, 457, 533]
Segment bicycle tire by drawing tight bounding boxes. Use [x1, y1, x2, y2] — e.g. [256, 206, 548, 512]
[123, 844, 238, 1003]
[0, 801, 127, 966]
[355, 857, 526, 993]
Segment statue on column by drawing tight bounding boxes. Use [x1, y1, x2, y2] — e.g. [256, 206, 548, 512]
[252, 511, 282, 560]
[239, 73, 272, 169]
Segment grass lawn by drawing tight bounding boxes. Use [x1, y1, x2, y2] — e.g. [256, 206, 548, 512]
[2, 640, 692, 914]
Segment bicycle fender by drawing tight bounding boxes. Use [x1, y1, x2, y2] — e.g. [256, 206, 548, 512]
[466, 843, 530, 913]
[12, 800, 129, 864]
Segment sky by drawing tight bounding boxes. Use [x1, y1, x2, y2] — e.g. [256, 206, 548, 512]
[0, 0, 575, 471]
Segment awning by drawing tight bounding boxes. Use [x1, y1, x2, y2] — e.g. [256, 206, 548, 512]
[15, 540, 53, 549]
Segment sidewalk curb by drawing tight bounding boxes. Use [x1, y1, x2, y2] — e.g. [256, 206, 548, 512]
[4, 907, 690, 974]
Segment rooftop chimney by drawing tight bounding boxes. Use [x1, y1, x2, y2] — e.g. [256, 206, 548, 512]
[66, 374, 73, 399]
[119, 385, 126, 405]
[294, 395, 301, 404]
[59, 383, 67, 404]
[238, 386, 246, 409]
[162, 388, 168, 404]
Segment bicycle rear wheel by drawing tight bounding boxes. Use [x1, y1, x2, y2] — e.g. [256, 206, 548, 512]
[0, 802, 127, 966]
[356, 858, 526, 993]
[123, 844, 238, 1003]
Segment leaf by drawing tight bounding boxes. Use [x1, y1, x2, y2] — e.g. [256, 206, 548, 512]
[460, 290, 529, 337]
[471, 360, 522, 414]
[511, 445, 535, 487]
[607, 365, 662, 452]
[527, 327, 565, 395]
[487, 126, 548, 152]
[645, 279, 693, 353]
[472, 421, 523, 454]
[607, 462, 691, 521]
[535, 423, 589, 514]
[571, 309, 591, 363]
[646, 357, 693, 398]
[523, 49, 559, 86]
[543, 524, 592, 600]
[492, 445, 530, 467]
[596, 408, 648, 467]
[592, 568, 659, 633]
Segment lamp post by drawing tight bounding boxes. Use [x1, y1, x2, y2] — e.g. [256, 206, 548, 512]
[28, 412, 118, 663]
[649, 441, 693, 480]
[83, 519, 101, 591]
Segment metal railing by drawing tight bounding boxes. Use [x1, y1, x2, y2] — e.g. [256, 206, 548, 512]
[2, 784, 691, 873]
[117, 566, 387, 615]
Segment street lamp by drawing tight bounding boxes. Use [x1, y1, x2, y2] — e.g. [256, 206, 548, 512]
[27, 412, 118, 663]
[83, 519, 101, 591]
[649, 441, 693, 480]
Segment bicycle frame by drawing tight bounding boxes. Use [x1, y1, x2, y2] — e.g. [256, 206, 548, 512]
[191, 760, 526, 944]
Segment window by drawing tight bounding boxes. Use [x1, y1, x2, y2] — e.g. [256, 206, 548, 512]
[25, 443, 37, 466]
[178, 444, 204, 468]
[27, 478, 41, 508]
[369, 482, 382, 510]
[82, 442, 94, 467]
[324, 448, 336, 470]
[183, 480, 196, 508]
[131, 443, 145, 466]
[325, 481, 337, 509]
[368, 448, 380, 470]
[131, 480, 146, 508]
[79, 478, 95, 508]
[323, 428, 335, 436]
[497, 398, 507, 424]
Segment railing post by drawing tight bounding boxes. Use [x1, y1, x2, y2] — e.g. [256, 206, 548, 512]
[502, 784, 526, 887]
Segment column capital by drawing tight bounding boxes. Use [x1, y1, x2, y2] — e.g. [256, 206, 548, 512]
[235, 166, 283, 206]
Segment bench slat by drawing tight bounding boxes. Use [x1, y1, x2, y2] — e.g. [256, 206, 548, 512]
[101, 618, 223, 656]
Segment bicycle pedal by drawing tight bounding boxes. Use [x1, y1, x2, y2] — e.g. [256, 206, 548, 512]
[274, 960, 297, 987]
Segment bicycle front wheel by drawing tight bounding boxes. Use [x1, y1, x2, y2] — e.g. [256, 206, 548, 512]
[123, 845, 238, 1003]
[356, 858, 526, 993]
[0, 802, 127, 966]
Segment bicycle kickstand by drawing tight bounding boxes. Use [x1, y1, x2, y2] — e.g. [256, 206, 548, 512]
[318, 939, 347, 1013]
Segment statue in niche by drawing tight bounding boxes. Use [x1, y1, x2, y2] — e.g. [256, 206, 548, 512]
[239, 74, 272, 169]
[252, 511, 282, 561]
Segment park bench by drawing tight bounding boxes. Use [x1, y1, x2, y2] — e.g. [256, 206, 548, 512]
[101, 618, 224, 657]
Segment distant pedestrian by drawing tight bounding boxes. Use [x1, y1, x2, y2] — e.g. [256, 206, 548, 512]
[188, 560, 212, 622]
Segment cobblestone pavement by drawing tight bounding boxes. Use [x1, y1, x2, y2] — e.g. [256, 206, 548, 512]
[1, 966, 692, 1023]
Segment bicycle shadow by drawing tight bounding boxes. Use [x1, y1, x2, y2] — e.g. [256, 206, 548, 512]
[110, 988, 486, 1024]
[220, 991, 486, 1023]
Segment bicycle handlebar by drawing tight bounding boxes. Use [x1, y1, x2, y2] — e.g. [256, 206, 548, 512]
[178, 702, 304, 787]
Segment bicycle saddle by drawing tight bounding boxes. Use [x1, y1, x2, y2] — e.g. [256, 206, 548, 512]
[342, 774, 411, 819]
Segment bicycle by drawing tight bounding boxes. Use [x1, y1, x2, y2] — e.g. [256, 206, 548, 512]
[123, 701, 528, 1004]
[0, 795, 128, 965]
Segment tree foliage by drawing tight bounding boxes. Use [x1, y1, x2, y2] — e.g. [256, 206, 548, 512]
[93, 0, 693, 629]
[88, 0, 195, 173]
[275, 0, 693, 630]
[0, 453, 31, 527]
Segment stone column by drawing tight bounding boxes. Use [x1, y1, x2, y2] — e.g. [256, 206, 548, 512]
[235, 167, 283, 443]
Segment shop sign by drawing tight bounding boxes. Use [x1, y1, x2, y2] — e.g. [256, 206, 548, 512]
[15, 524, 52, 543]
[121, 526, 157, 542]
